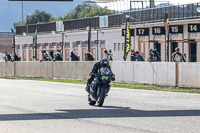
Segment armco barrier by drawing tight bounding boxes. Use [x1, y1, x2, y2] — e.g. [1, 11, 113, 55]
[0, 61, 200, 88]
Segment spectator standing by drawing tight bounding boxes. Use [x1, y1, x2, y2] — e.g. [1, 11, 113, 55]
[172, 47, 186, 62]
[4, 51, 11, 62]
[108, 49, 113, 61]
[40, 53, 52, 62]
[135, 51, 144, 61]
[55, 52, 63, 61]
[104, 50, 113, 61]
[148, 49, 153, 61]
[148, 50, 161, 62]
[130, 49, 136, 61]
[12, 53, 20, 61]
[85, 51, 94, 61]
[70, 51, 79, 61]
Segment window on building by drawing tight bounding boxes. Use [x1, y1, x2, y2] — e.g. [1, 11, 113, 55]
[81, 41, 87, 47]
[100, 40, 106, 47]
[114, 43, 117, 51]
[122, 43, 124, 51]
[118, 43, 121, 51]
[16, 45, 20, 49]
[65, 42, 70, 48]
[91, 41, 95, 47]
[57, 42, 61, 48]
[72, 42, 79, 48]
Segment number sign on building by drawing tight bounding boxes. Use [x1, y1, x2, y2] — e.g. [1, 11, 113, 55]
[136, 28, 149, 36]
[152, 27, 165, 35]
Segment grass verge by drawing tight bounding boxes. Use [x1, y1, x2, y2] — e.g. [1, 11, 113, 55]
[0, 75, 200, 94]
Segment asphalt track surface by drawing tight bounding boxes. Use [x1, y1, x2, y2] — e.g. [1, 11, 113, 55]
[0, 79, 200, 133]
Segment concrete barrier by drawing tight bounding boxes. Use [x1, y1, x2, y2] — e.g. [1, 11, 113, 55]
[7, 62, 14, 76]
[0, 62, 3, 75]
[153, 62, 176, 86]
[178, 63, 200, 88]
[112, 62, 134, 83]
[0, 61, 199, 88]
[131, 62, 154, 84]
[34, 62, 41, 78]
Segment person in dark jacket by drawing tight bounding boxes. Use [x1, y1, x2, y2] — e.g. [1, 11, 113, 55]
[130, 49, 136, 61]
[85, 58, 115, 93]
[12, 53, 20, 61]
[4, 51, 11, 62]
[148, 50, 161, 62]
[55, 52, 63, 61]
[40, 53, 52, 62]
[70, 51, 79, 61]
[148, 49, 153, 61]
[85, 51, 94, 61]
[135, 51, 144, 61]
[104, 50, 113, 61]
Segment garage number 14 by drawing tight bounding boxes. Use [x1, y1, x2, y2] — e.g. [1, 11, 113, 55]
[190, 25, 198, 32]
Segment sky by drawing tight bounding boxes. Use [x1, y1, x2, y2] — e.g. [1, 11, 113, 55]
[0, 0, 84, 32]
[0, 0, 199, 32]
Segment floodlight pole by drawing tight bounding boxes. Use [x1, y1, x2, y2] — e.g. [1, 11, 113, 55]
[22, 1, 24, 24]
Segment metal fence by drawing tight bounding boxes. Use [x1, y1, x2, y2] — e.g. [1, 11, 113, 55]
[0, 32, 12, 38]
[16, 2, 200, 35]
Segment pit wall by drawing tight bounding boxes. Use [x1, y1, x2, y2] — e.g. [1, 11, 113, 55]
[0, 61, 199, 88]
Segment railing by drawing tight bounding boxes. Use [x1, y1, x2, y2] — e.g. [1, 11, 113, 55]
[16, 2, 200, 35]
[0, 32, 12, 38]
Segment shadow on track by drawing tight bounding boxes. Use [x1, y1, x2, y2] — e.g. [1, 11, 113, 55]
[0, 106, 200, 121]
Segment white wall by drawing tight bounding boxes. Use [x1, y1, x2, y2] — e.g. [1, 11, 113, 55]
[178, 63, 200, 88]
[0, 53, 4, 61]
[1, 61, 200, 88]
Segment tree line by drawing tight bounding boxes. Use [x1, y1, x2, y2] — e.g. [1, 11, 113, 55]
[14, 4, 115, 27]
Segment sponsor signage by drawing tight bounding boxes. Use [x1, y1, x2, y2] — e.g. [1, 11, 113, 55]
[99, 16, 108, 28]
[56, 21, 64, 32]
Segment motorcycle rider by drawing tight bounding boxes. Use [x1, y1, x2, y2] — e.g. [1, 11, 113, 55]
[85, 58, 115, 93]
[172, 47, 186, 62]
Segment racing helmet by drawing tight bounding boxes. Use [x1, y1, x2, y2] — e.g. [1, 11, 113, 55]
[100, 58, 109, 67]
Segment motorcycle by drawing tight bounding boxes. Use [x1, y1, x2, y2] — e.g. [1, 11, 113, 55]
[88, 67, 112, 107]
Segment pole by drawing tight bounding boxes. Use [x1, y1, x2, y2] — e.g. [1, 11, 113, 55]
[61, 32, 64, 60]
[165, 33, 166, 61]
[97, 30, 99, 61]
[167, 31, 170, 62]
[182, 31, 184, 54]
[22, 1, 24, 24]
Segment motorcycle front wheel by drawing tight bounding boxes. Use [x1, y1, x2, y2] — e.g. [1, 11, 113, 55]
[97, 87, 106, 107]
